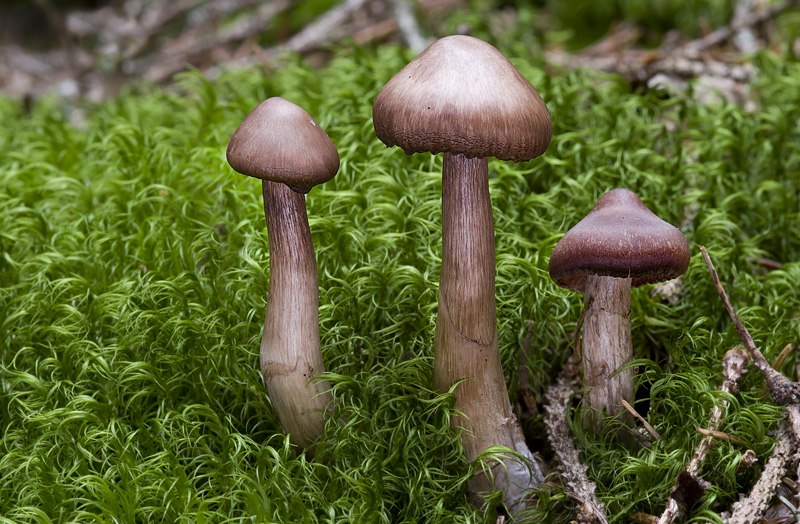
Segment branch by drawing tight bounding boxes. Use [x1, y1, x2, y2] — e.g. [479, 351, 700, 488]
[656, 347, 750, 524]
[700, 246, 800, 406]
[544, 361, 608, 524]
[682, 0, 800, 55]
[729, 420, 794, 523]
[546, 0, 800, 85]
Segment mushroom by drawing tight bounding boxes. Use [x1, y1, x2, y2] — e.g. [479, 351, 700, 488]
[373, 35, 551, 509]
[226, 97, 338, 449]
[548, 188, 690, 432]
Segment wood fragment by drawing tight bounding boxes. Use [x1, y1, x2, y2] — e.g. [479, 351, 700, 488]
[683, 0, 799, 54]
[700, 247, 800, 406]
[544, 361, 608, 524]
[739, 449, 758, 470]
[546, 0, 799, 95]
[657, 347, 750, 524]
[729, 420, 794, 523]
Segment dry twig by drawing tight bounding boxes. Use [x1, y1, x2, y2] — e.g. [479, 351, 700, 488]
[700, 247, 800, 405]
[544, 361, 608, 524]
[547, 0, 799, 101]
[696, 428, 747, 446]
[657, 347, 750, 524]
[729, 420, 795, 523]
[621, 399, 661, 441]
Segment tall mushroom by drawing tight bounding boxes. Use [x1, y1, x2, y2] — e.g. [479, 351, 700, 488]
[548, 188, 690, 432]
[226, 97, 338, 449]
[373, 35, 551, 509]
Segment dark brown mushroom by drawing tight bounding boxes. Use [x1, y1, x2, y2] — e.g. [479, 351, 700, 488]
[373, 35, 552, 511]
[227, 97, 338, 449]
[549, 188, 690, 433]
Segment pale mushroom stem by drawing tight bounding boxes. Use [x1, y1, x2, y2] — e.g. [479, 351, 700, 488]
[581, 274, 635, 429]
[261, 180, 332, 449]
[435, 152, 544, 510]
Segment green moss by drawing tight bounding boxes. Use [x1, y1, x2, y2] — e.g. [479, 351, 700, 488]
[2, 44, 800, 523]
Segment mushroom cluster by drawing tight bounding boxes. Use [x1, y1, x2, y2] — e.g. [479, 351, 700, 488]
[225, 34, 693, 516]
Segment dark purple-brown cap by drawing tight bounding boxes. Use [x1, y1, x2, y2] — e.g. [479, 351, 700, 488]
[549, 188, 690, 292]
[373, 35, 552, 162]
[226, 97, 339, 193]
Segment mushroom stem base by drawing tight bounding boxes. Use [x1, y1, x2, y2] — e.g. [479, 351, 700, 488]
[581, 274, 635, 431]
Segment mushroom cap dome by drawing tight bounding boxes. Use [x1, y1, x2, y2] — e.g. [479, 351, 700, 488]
[226, 97, 339, 193]
[373, 35, 552, 162]
[549, 188, 691, 292]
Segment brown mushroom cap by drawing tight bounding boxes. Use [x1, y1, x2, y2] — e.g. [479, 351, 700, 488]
[549, 188, 691, 292]
[372, 35, 552, 162]
[226, 97, 339, 193]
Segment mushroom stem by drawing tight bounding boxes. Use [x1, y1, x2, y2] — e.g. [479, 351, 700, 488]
[581, 274, 635, 428]
[435, 152, 544, 510]
[261, 180, 332, 449]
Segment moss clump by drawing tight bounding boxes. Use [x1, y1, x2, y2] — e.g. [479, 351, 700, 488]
[2, 45, 800, 522]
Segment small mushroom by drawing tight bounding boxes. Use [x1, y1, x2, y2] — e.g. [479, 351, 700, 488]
[549, 188, 690, 432]
[226, 97, 338, 449]
[373, 35, 551, 510]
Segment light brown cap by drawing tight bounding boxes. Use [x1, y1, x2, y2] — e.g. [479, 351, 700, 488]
[549, 188, 691, 292]
[372, 35, 552, 162]
[226, 97, 339, 193]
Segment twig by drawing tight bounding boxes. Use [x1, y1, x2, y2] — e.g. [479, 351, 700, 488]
[278, 0, 372, 55]
[620, 399, 661, 440]
[729, 420, 794, 523]
[682, 0, 799, 54]
[544, 361, 608, 524]
[747, 256, 784, 271]
[390, 0, 430, 53]
[203, 0, 389, 79]
[696, 428, 747, 446]
[141, 0, 294, 82]
[700, 246, 800, 406]
[31, 0, 75, 69]
[547, 0, 799, 87]
[657, 346, 750, 524]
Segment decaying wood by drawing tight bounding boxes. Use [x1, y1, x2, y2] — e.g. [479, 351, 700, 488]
[546, 0, 799, 104]
[0, 0, 450, 100]
[544, 361, 608, 524]
[701, 247, 800, 521]
[729, 420, 794, 523]
[657, 347, 750, 524]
